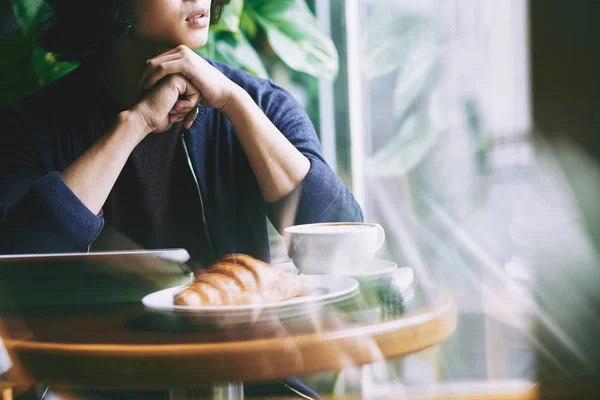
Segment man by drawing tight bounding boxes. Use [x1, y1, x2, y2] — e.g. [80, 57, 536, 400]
[0, 1, 362, 398]
[0, 0, 362, 263]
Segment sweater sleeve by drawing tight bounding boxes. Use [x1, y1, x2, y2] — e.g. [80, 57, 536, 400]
[0, 106, 104, 254]
[259, 82, 364, 233]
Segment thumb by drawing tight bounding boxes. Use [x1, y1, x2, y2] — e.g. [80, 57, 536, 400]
[183, 106, 200, 130]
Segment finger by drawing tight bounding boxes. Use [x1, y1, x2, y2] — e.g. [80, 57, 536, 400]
[138, 53, 183, 89]
[142, 59, 188, 90]
[157, 46, 183, 57]
[152, 119, 173, 133]
[139, 53, 183, 89]
[168, 75, 201, 108]
[169, 105, 190, 117]
[183, 107, 199, 130]
[180, 78, 202, 107]
[170, 98, 197, 114]
[169, 113, 187, 124]
[168, 109, 185, 118]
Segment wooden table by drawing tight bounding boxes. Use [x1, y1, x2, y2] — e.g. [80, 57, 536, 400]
[1, 277, 456, 399]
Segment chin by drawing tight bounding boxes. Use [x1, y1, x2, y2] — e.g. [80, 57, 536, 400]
[187, 40, 209, 51]
[180, 31, 210, 50]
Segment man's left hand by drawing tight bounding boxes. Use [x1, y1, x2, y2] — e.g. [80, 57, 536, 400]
[138, 45, 238, 111]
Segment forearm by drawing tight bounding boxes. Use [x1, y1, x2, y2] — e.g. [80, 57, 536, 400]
[61, 110, 149, 215]
[223, 87, 310, 203]
[0, 172, 105, 254]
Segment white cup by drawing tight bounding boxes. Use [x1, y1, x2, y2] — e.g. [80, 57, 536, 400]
[284, 222, 385, 275]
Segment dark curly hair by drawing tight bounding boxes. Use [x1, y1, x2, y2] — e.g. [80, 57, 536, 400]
[37, 0, 230, 64]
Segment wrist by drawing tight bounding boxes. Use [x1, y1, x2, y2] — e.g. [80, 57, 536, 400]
[221, 84, 247, 115]
[116, 109, 151, 144]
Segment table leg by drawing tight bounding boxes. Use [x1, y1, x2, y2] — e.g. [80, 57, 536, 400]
[1, 388, 12, 400]
[361, 364, 374, 400]
[360, 362, 406, 399]
[169, 382, 244, 400]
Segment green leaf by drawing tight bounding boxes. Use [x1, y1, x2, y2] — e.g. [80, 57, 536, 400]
[194, 45, 211, 58]
[362, 3, 433, 79]
[194, 31, 268, 78]
[331, 370, 346, 396]
[367, 107, 440, 176]
[239, 10, 257, 39]
[12, 0, 47, 36]
[212, 0, 244, 33]
[391, 45, 438, 121]
[364, 3, 444, 176]
[0, 30, 38, 105]
[249, 0, 338, 80]
[214, 32, 269, 78]
[31, 46, 77, 87]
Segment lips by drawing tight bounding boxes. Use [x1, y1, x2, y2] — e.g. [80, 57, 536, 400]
[185, 8, 209, 23]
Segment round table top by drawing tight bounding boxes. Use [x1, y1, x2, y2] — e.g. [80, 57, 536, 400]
[1, 274, 456, 389]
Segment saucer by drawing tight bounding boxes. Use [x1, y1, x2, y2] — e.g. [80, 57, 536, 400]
[276, 259, 400, 280]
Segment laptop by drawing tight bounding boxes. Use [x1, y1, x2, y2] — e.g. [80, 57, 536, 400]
[0, 249, 193, 307]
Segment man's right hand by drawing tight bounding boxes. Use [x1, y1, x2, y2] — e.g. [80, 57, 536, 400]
[132, 74, 201, 134]
[60, 75, 200, 215]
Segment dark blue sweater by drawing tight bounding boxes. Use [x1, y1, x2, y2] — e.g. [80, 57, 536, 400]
[0, 60, 363, 259]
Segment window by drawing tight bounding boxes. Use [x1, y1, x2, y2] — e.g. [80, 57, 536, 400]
[318, 0, 535, 383]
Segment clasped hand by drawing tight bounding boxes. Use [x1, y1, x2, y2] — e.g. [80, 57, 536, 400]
[132, 45, 237, 133]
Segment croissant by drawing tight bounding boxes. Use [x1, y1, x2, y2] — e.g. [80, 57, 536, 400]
[173, 254, 303, 306]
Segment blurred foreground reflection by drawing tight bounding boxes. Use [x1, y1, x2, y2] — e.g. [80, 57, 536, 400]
[0, 266, 457, 399]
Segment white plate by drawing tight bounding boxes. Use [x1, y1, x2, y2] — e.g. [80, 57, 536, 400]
[276, 259, 399, 280]
[142, 275, 359, 315]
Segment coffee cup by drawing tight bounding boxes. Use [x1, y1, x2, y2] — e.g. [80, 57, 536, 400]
[284, 222, 385, 275]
